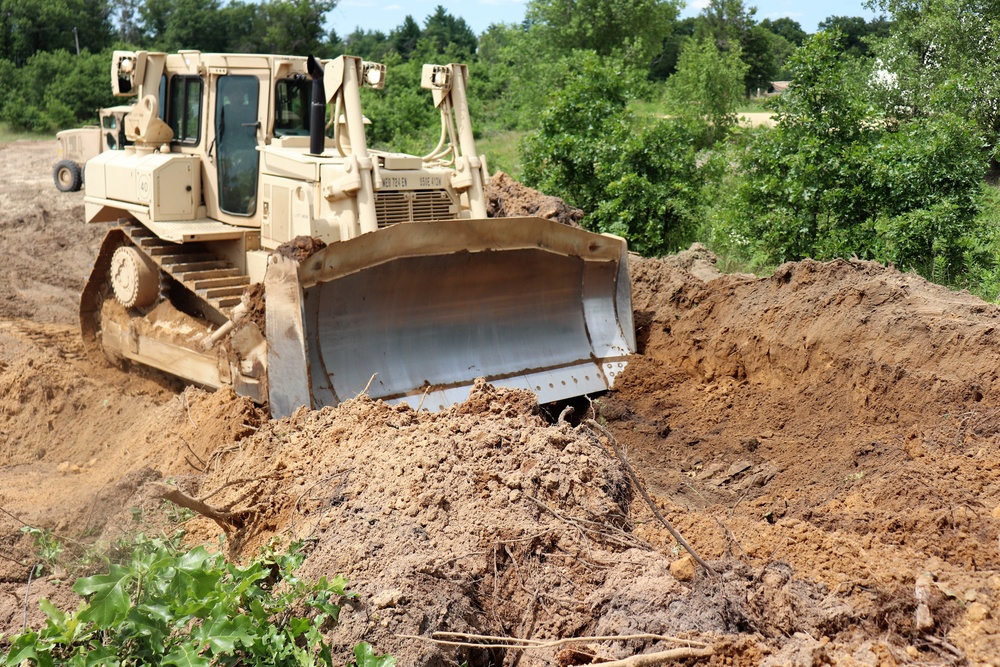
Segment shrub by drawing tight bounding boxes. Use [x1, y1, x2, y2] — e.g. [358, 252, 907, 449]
[2, 534, 394, 667]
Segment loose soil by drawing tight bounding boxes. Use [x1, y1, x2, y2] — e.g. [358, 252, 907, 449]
[1, 140, 999, 667]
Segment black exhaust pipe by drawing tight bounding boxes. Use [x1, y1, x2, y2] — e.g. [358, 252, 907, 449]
[307, 55, 326, 156]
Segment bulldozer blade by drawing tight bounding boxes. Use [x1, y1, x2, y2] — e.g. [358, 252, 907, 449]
[266, 217, 635, 418]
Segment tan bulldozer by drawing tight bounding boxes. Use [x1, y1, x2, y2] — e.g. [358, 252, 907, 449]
[80, 50, 634, 417]
[54, 105, 134, 191]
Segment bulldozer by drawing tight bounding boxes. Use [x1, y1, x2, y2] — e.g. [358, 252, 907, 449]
[80, 50, 635, 418]
[54, 105, 133, 191]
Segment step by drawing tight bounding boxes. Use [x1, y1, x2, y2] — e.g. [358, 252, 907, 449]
[149, 245, 208, 257]
[200, 285, 247, 299]
[191, 276, 249, 290]
[183, 268, 243, 282]
[215, 296, 243, 309]
[135, 236, 171, 249]
[159, 258, 229, 271]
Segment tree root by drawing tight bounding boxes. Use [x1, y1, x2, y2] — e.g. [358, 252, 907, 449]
[151, 482, 244, 533]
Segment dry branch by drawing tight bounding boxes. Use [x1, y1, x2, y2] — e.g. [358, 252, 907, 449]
[584, 419, 717, 576]
[401, 631, 710, 650]
[151, 482, 242, 532]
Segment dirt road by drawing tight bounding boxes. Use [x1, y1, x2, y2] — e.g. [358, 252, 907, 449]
[1, 140, 998, 666]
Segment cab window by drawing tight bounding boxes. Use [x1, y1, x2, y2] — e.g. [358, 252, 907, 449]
[274, 78, 312, 137]
[168, 76, 203, 144]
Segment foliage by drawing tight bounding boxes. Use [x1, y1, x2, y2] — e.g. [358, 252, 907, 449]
[330, 7, 477, 61]
[20, 527, 64, 576]
[255, 0, 336, 55]
[0, 49, 115, 132]
[759, 17, 807, 47]
[521, 52, 708, 255]
[0, 0, 114, 65]
[817, 15, 892, 57]
[663, 36, 748, 143]
[140, 0, 335, 55]
[525, 0, 681, 65]
[588, 118, 715, 255]
[422, 5, 477, 57]
[690, 0, 792, 93]
[717, 31, 987, 281]
[1, 535, 390, 667]
[866, 0, 1000, 161]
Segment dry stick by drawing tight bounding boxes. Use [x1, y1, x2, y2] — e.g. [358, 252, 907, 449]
[400, 633, 716, 664]
[181, 436, 207, 470]
[591, 647, 715, 666]
[414, 631, 710, 649]
[198, 473, 284, 502]
[584, 419, 717, 576]
[21, 563, 37, 632]
[151, 482, 240, 532]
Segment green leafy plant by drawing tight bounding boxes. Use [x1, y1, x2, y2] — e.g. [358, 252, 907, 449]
[2, 534, 391, 667]
[20, 527, 64, 576]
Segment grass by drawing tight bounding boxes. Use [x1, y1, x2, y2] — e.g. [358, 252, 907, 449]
[0, 122, 47, 142]
[477, 129, 526, 180]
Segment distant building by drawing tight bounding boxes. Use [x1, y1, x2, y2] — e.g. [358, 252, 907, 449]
[766, 81, 791, 96]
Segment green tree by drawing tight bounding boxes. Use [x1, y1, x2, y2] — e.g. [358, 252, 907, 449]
[649, 16, 696, 80]
[256, 0, 335, 55]
[422, 5, 477, 57]
[521, 52, 708, 255]
[760, 16, 806, 47]
[664, 36, 748, 143]
[0, 48, 115, 131]
[140, 0, 229, 51]
[723, 31, 985, 279]
[0, 0, 114, 65]
[389, 15, 421, 60]
[694, 0, 785, 93]
[867, 0, 1000, 160]
[525, 0, 681, 64]
[334, 28, 391, 60]
[817, 15, 891, 57]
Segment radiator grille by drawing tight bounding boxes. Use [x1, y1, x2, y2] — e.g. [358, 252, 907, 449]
[375, 190, 457, 228]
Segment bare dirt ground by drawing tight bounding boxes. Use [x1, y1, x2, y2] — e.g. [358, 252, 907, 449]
[1, 140, 999, 666]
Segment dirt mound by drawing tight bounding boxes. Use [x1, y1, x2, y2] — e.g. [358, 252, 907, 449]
[486, 171, 583, 227]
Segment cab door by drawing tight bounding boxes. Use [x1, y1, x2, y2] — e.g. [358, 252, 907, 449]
[215, 75, 260, 217]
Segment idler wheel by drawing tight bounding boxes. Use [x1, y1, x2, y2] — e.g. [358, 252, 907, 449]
[110, 245, 159, 308]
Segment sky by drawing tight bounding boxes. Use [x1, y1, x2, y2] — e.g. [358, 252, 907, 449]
[330, 0, 883, 38]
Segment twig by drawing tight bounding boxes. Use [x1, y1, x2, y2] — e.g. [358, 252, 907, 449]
[181, 436, 206, 470]
[524, 495, 643, 550]
[923, 635, 964, 660]
[594, 647, 715, 665]
[416, 385, 432, 412]
[198, 474, 284, 502]
[401, 632, 710, 650]
[22, 563, 38, 632]
[357, 373, 377, 399]
[584, 419, 717, 576]
[0, 550, 27, 567]
[0, 505, 31, 529]
[0, 506, 85, 548]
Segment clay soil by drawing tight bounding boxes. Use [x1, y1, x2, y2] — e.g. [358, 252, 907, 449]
[1, 139, 999, 667]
